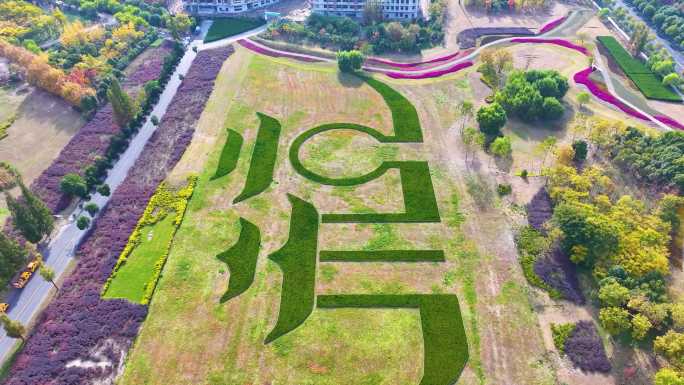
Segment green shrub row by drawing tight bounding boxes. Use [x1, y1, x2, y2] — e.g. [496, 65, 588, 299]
[321, 161, 441, 223]
[551, 322, 576, 353]
[233, 113, 281, 203]
[211, 128, 243, 180]
[265, 194, 319, 344]
[216, 218, 261, 303]
[597, 36, 681, 101]
[317, 294, 469, 385]
[319, 250, 445, 262]
[0, 114, 16, 141]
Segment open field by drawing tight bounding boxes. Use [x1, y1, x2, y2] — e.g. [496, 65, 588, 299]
[117, 41, 638, 385]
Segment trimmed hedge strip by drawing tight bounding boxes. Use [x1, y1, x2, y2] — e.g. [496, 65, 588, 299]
[265, 194, 319, 343]
[216, 218, 261, 303]
[211, 129, 243, 180]
[321, 161, 441, 223]
[358, 75, 422, 142]
[317, 294, 469, 385]
[597, 36, 681, 102]
[319, 250, 445, 262]
[233, 113, 281, 203]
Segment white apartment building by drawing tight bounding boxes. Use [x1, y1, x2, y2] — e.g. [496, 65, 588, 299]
[184, 0, 279, 15]
[312, 0, 421, 20]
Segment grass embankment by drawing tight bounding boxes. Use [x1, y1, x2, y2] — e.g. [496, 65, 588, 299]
[204, 18, 266, 43]
[597, 36, 681, 102]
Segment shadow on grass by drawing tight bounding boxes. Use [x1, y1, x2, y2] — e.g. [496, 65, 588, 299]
[337, 71, 365, 88]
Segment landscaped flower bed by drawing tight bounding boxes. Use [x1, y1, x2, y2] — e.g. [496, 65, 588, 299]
[526, 188, 553, 233]
[533, 246, 585, 304]
[238, 39, 323, 63]
[563, 321, 612, 372]
[30, 42, 179, 213]
[509, 38, 589, 56]
[539, 16, 567, 34]
[573, 67, 649, 120]
[458, 27, 535, 49]
[381, 61, 474, 80]
[3, 46, 234, 385]
[365, 50, 471, 69]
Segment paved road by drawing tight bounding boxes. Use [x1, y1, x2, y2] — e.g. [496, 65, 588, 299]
[611, 0, 684, 72]
[0, 22, 266, 366]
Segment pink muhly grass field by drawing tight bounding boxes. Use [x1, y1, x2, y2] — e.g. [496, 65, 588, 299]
[539, 16, 567, 34]
[238, 39, 323, 62]
[510, 37, 589, 56]
[380, 61, 474, 79]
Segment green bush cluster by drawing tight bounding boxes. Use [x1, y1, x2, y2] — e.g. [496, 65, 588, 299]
[551, 322, 576, 353]
[233, 113, 281, 204]
[597, 36, 681, 101]
[211, 128, 243, 180]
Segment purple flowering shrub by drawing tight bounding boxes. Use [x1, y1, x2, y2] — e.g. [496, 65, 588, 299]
[564, 321, 612, 373]
[526, 188, 553, 233]
[4, 46, 235, 385]
[30, 43, 178, 213]
[533, 246, 585, 304]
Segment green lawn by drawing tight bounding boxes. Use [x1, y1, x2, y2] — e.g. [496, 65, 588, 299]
[597, 36, 681, 102]
[103, 215, 177, 303]
[204, 18, 266, 43]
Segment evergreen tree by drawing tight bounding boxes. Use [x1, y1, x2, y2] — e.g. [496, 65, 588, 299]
[0, 232, 28, 288]
[0, 314, 25, 342]
[5, 193, 41, 243]
[107, 77, 137, 128]
[17, 179, 53, 239]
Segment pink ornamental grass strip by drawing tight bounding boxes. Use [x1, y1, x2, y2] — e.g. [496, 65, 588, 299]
[654, 115, 684, 130]
[510, 38, 589, 56]
[382, 61, 474, 79]
[238, 39, 323, 63]
[539, 16, 567, 34]
[366, 51, 463, 68]
[573, 67, 649, 121]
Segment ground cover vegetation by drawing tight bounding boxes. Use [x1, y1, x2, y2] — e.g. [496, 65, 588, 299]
[204, 17, 266, 43]
[261, 0, 447, 54]
[609, 127, 684, 193]
[552, 321, 612, 372]
[102, 177, 197, 304]
[457, 27, 534, 49]
[216, 217, 261, 302]
[211, 128, 243, 180]
[2, 46, 233, 385]
[597, 36, 681, 101]
[233, 113, 281, 203]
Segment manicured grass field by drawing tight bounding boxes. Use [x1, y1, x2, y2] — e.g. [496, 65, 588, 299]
[204, 18, 266, 43]
[216, 217, 260, 302]
[233, 113, 281, 203]
[103, 215, 177, 303]
[597, 36, 681, 102]
[211, 128, 243, 180]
